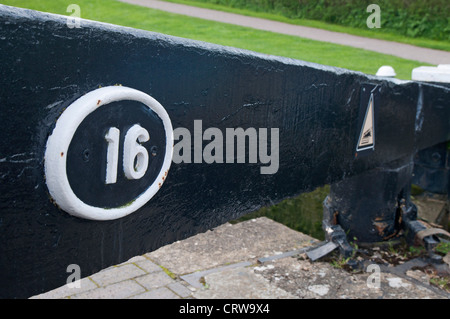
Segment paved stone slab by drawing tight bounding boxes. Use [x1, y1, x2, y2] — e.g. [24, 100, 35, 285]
[445, 253, 450, 267]
[135, 271, 175, 290]
[192, 265, 297, 299]
[130, 287, 180, 299]
[181, 261, 253, 289]
[70, 280, 145, 299]
[29, 217, 449, 299]
[253, 256, 447, 299]
[89, 264, 147, 287]
[191, 255, 448, 299]
[133, 258, 165, 274]
[123, 255, 148, 264]
[146, 217, 317, 275]
[413, 193, 448, 227]
[167, 282, 194, 298]
[30, 277, 98, 299]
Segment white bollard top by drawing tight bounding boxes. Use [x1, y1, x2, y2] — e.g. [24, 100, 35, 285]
[412, 64, 450, 83]
[376, 65, 396, 77]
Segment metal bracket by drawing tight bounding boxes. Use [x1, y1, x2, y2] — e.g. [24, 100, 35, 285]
[307, 221, 354, 261]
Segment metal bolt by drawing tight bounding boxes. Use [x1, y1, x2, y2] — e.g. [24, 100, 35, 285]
[431, 152, 441, 162]
[82, 149, 90, 162]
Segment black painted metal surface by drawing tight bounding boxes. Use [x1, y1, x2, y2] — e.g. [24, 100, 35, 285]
[0, 5, 449, 298]
[324, 155, 415, 243]
[413, 142, 449, 195]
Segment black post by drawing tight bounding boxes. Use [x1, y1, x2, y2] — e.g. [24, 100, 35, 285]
[413, 142, 449, 196]
[325, 156, 414, 243]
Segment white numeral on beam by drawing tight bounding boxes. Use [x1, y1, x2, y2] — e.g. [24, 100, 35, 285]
[123, 125, 150, 180]
[105, 125, 151, 184]
[105, 127, 120, 184]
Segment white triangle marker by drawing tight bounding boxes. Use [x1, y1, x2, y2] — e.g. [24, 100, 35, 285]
[357, 93, 375, 152]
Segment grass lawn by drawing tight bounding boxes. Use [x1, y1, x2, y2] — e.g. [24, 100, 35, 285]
[231, 185, 329, 240]
[1, 0, 433, 80]
[163, 0, 450, 52]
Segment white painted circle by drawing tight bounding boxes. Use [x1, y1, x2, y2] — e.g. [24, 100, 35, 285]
[44, 86, 174, 221]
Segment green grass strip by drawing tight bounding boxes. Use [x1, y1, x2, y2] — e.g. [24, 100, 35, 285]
[1, 0, 433, 79]
[162, 0, 450, 52]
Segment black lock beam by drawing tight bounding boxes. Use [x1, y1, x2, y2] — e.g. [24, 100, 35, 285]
[0, 5, 449, 298]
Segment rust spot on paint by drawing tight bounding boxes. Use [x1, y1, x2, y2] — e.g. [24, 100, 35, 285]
[332, 211, 339, 225]
[97, 100, 101, 106]
[373, 221, 388, 236]
[60, 152, 64, 157]
[158, 183, 162, 188]
[162, 176, 165, 181]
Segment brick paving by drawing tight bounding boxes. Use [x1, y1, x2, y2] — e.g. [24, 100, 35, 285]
[31, 254, 194, 299]
[30, 218, 450, 299]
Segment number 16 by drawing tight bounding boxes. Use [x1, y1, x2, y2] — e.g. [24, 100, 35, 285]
[105, 124, 150, 184]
